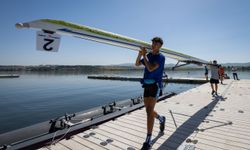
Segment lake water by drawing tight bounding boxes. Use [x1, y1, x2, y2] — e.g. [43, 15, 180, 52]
[0, 70, 249, 134]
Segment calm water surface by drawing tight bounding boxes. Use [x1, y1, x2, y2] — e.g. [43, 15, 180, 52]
[0, 70, 249, 134]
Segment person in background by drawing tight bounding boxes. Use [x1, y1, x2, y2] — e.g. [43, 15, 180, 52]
[232, 66, 239, 80]
[204, 66, 208, 81]
[163, 71, 168, 79]
[209, 60, 220, 96]
[219, 65, 225, 84]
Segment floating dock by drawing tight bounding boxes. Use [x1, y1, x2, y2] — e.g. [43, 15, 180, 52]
[1, 79, 249, 150]
[0, 74, 19, 78]
[35, 79, 250, 150]
[88, 75, 208, 84]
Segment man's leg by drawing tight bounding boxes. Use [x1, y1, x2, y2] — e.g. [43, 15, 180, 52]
[236, 73, 239, 80]
[233, 73, 236, 80]
[211, 83, 215, 95]
[215, 83, 218, 95]
[144, 97, 157, 135]
[142, 85, 166, 150]
[143, 97, 156, 145]
[144, 97, 165, 143]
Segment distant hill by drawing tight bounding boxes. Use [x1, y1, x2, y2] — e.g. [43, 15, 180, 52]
[221, 62, 250, 67]
[0, 62, 249, 72]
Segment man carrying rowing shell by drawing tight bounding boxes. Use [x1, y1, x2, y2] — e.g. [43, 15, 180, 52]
[135, 37, 166, 150]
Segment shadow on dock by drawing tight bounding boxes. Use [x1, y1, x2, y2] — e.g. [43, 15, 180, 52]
[157, 95, 226, 149]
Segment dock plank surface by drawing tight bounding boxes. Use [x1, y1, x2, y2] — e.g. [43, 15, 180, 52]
[39, 79, 250, 150]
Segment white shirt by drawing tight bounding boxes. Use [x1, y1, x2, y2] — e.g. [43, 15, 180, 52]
[210, 65, 219, 80]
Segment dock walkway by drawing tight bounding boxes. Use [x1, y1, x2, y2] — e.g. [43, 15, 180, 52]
[0, 74, 19, 78]
[39, 79, 250, 150]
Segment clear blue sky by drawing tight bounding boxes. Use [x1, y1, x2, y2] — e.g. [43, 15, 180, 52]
[0, 0, 249, 65]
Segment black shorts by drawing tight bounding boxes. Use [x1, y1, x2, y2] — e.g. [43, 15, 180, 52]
[143, 83, 159, 98]
[210, 78, 219, 84]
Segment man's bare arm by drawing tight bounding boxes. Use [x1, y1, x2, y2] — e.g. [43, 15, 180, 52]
[143, 56, 159, 72]
[140, 47, 159, 72]
[135, 51, 142, 66]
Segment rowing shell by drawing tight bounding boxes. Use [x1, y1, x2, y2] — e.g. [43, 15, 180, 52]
[15, 19, 208, 65]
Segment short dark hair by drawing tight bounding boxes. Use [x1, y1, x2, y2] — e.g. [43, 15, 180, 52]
[151, 37, 163, 45]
